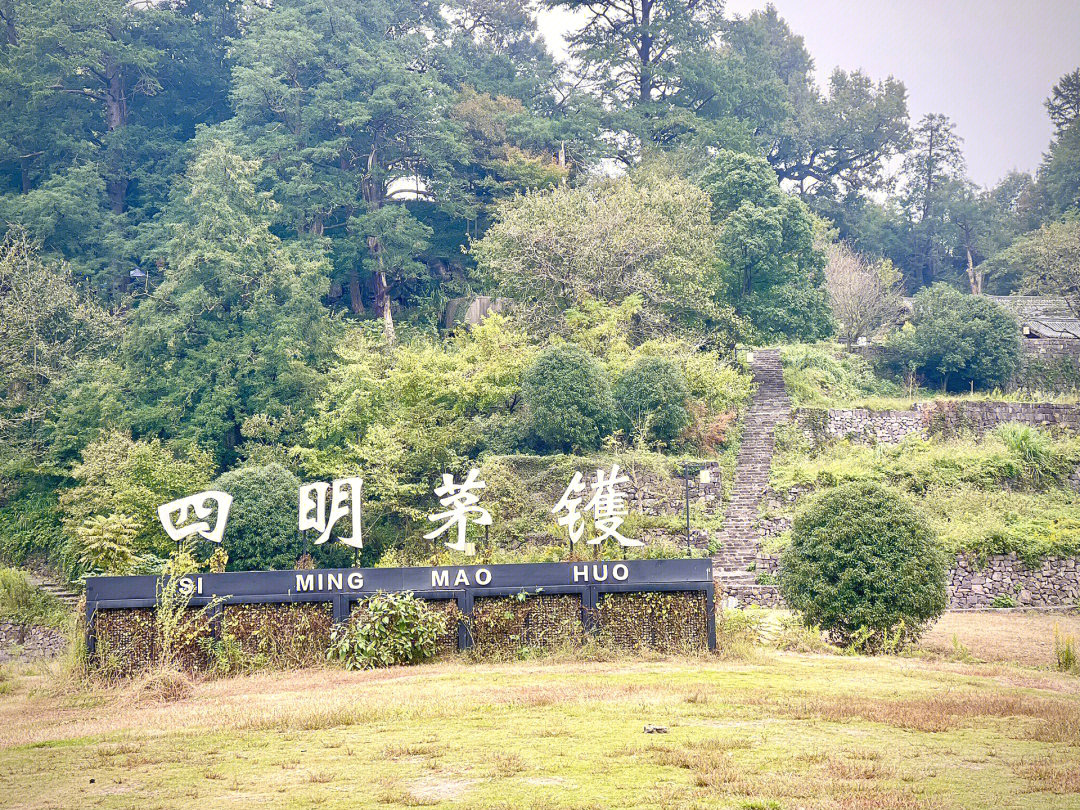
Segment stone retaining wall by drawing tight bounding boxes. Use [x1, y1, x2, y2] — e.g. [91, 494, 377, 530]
[1021, 338, 1080, 362]
[798, 401, 1080, 446]
[721, 552, 1080, 610]
[949, 554, 1080, 609]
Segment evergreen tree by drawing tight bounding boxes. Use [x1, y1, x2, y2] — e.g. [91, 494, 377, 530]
[124, 139, 336, 462]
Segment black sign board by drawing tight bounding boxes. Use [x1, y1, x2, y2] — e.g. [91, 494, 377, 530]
[86, 558, 715, 651]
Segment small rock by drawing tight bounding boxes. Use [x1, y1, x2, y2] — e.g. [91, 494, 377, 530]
[644, 725, 668, 734]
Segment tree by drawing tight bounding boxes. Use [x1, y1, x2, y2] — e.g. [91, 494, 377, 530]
[1046, 68, 1080, 136]
[902, 114, 966, 289]
[214, 463, 351, 572]
[551, 0, 724, 162]
[1014, 219, 1080, 317]
[724, 8, 909, 198]
[823, 242, 902, 346]
[522, 345, 612, 453]
[780, 481, 947, 649]
[1038, 122, 1080, 216]
[60, 430, 215, 565]
[883, 283, 1020, 392]
[473, 162, 736, 346]
[0, 226, 117, 476]
[0, 0, 237, 293]
[124, 139, 336, 462]
[612, 356, 689, 445]
[702, 149, 832, 341]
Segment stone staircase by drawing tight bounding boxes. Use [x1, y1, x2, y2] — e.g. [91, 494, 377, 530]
[25, 572, 81, 608]
[714, 349, 790, 606]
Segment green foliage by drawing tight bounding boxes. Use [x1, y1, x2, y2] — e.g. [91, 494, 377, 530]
[123, 140, 337, 463]
[0, 568, 68, 630]
[1054, 624, 1078, 674]
[0, 484, 76, 580]
[772, 425, 1080, 562]
[472, 164, 738, 348]
[990, 593, 1017, 609]
[703, 150, 833, 342]
[780, 482, 947, 648]
[75, 513, 140, 574]
[522, 345, 613, 453]
[214, 463, 350, 572]
[883, 284, 1020, 391]
[612, 357, 690, 446]
[61, 431, 215, 569]
[328, 591, 448, 669]
[0, 227, 119, 474]
[780, 344, 903, 408]
[300, 316, 537, 558]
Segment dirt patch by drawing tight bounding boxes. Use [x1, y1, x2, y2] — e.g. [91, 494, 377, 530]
[408, 775, 479, 801]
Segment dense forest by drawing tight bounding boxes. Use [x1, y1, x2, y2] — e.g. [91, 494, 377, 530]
[1, 0, 1078, 577]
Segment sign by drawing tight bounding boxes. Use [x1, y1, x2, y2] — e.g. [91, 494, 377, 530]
[85, 559, 715, 651]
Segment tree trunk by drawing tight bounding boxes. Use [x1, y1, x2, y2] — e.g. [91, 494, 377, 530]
[965, 246, 982, 295]
[348, 267, 364, 315]
[367, 235, 395, 344]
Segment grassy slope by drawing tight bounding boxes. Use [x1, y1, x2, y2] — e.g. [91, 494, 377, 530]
[3, 622, 1080, 809]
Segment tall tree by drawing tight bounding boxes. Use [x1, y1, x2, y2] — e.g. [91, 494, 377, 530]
[552, 0, 725, 162]
[724, 7, 909, 198]
[902, 113, 965, 289]
[703, 149, 832, 340]
[0, 226, 117, 475]
[124, 139, 336, 462]
[0, 0, 238, 294]
[1046, 68, 1080, 136]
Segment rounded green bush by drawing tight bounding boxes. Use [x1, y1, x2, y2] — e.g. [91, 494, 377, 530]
[883, 284, 1020, 391]
[522, 345, 613, 453]
[779, 481, 947, 649]
[213, 463, 351, 571]
[613, 356, 690, 445]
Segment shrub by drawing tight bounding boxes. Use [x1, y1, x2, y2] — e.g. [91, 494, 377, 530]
[882, 284, 1020, 391]
[613, 357, 690, 445]
[328, 591, 448, 669]
[522, 346, 613, 453]
[213, 463, 351, 571]
[779, 482, 947, 650]
[0, 568, 68, 632]
[1054, 624, 1078, 674]
[0, 484, 77, 580]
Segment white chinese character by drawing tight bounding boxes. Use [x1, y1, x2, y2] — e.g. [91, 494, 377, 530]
[158, 491, 233, 545]
[299, 478, 363, 548]
[423, 468, 491, 554]
[552, 471, 586, 545]
[584, 464, 640, 547]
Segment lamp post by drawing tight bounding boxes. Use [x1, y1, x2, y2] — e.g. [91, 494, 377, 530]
[680, 463, 712, 557]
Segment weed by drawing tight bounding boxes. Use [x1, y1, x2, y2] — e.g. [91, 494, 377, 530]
[1053, 624, 1078, 674]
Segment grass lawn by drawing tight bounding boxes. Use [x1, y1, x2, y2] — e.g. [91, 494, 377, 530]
[2, 615, 1080, 810]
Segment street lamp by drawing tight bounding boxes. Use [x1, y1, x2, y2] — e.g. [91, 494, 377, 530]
[680, 463, 712, 557]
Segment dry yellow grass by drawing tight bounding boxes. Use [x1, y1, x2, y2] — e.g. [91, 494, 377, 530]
[1, 640, 1079, 809]
[917, 610, 1080, 666]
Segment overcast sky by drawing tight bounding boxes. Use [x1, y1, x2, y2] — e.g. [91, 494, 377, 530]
[537, 0, 1080, 189]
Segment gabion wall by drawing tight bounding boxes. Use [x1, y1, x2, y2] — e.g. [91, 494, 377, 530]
[223, 603, 333, 668]
[92, 589, 711, 673]
[596, 591, 709, 653]
[471, 594, 583, 655]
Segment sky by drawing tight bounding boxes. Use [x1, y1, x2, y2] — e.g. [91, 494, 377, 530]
[537, 0, 1080, 189]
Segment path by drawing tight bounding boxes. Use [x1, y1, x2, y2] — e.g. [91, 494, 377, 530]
[713, 348, 789, 605]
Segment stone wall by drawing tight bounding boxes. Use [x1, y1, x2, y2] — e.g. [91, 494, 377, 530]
[1021, 338, 1080, 362]
[721, 552, 1080, 609]
[950, 554, 1080, 608]
[798, 401, 1080, 446]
